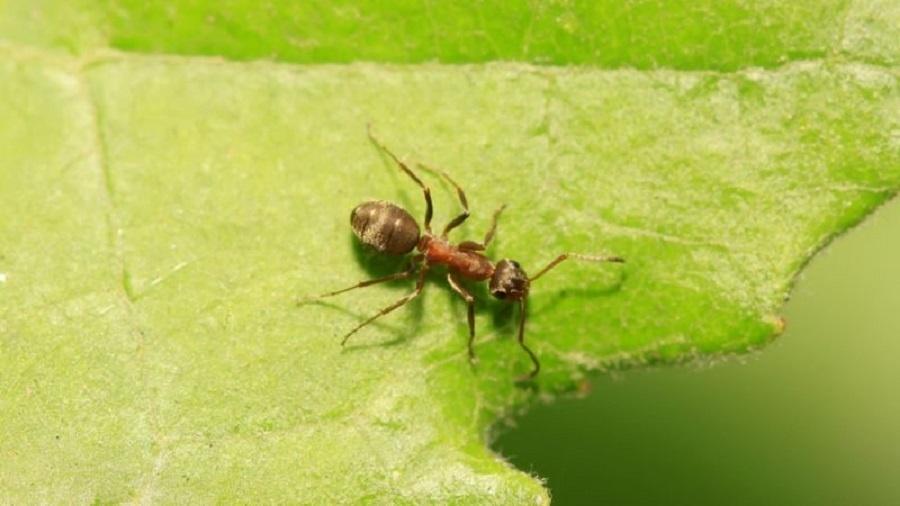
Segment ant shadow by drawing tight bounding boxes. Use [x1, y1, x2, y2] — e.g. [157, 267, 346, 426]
[305, 235, 625, 384]
[299, 298, 410, 347]
[526, 269, 627, 318]
[349, 234, 411, 278]
[448, 270, 625, 350]
[306, 238, 625, 375]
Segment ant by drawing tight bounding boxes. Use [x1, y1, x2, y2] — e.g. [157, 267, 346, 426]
[315, 127, 625, 381]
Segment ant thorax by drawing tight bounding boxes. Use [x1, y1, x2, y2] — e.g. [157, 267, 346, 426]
[420, 235, 495, 281]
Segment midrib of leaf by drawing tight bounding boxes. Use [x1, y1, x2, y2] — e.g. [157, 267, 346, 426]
[79, 53, 173, 503]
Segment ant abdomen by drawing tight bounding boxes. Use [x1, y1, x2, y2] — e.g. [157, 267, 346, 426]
[351, 200, 421, 255]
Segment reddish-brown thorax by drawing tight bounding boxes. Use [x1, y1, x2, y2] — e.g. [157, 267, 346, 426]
[419, 235, 495, 281]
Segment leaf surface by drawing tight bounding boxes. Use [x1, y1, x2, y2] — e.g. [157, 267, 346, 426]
[0, 1, 898, 503]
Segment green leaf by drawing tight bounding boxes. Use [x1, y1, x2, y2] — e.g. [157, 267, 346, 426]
[1, 1, 897, 503]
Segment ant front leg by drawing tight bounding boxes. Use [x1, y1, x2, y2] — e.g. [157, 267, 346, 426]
[446, 273, 477, 362]
[367, 125, 433, 232]
[515, 298, 540, 382]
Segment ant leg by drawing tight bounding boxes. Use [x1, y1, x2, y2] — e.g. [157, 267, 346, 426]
[417, 162, 469, 238]
[457, 204, 505, 252]
[529, 253, 625, 283]
[341, 263, 430, 346]
[482, 204, 506, 247]
[309, 257, 421, 300]
[446, 273, 477, 362]
[367, 125, 433, 232]
[514, 298, 540, 382]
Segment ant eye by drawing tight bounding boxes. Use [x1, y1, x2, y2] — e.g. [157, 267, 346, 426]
[492, 289, 507, 299]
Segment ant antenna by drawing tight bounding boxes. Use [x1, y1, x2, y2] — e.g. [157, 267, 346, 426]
[512, 252, 624, 381]
[529, 253, 625, 283]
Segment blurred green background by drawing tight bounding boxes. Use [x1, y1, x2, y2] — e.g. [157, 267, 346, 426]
[496, 197, 900, 505]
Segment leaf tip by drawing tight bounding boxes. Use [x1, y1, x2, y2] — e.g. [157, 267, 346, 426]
[766, 314, 788, 336]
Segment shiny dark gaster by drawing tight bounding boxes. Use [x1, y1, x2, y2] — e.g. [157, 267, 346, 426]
[351, 201, 420, 255]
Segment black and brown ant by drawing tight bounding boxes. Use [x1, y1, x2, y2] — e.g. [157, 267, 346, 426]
[316, 127, 624, 381]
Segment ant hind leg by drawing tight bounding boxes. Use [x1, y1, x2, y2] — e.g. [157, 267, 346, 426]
[302, 255, 424, 302]
[341, 264, 430, 346]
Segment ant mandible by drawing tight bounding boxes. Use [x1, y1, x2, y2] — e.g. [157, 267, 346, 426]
[317, 126, 625, 381]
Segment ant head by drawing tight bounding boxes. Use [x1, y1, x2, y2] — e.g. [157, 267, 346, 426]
[490, 259, 530, 301]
